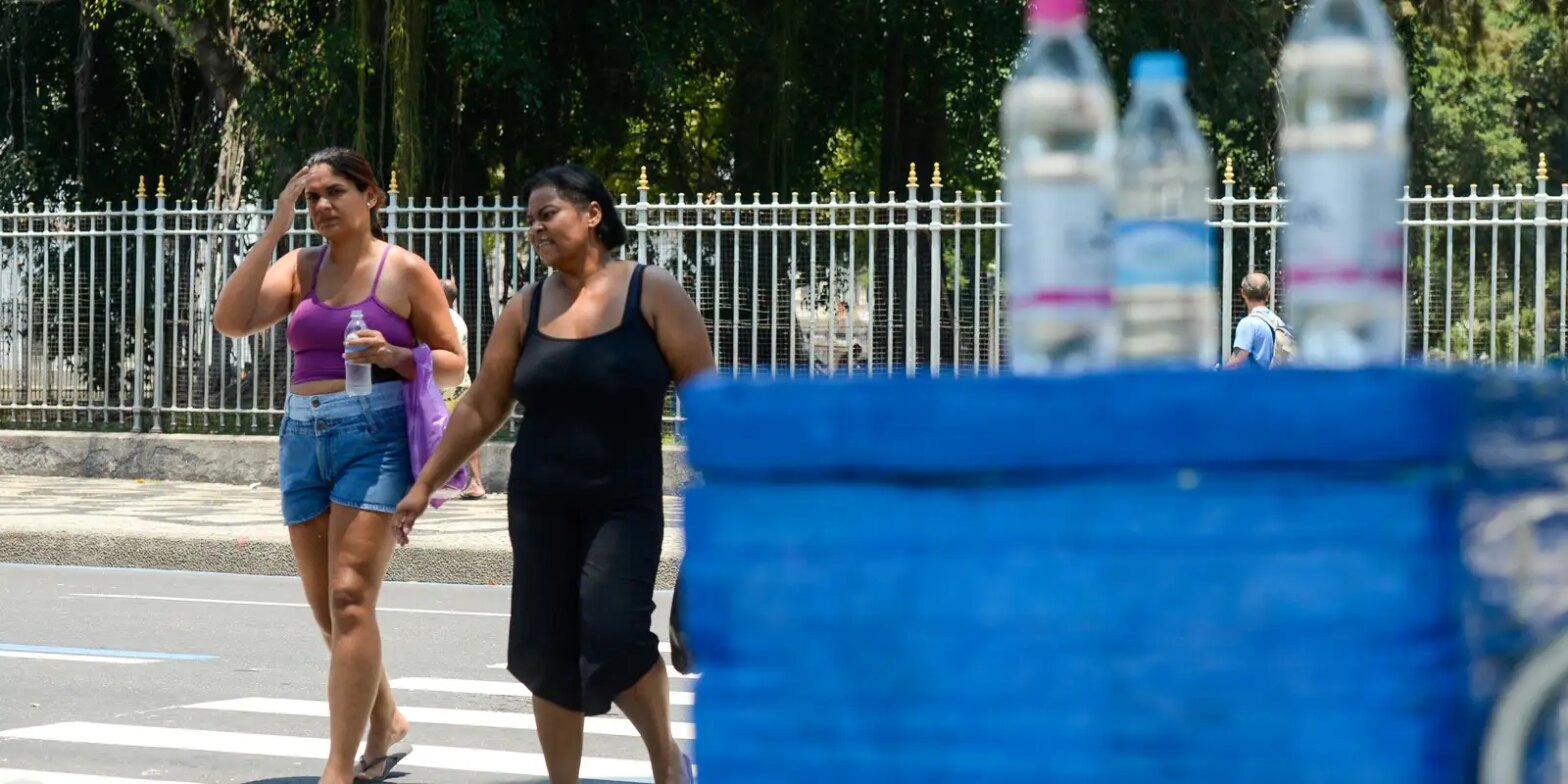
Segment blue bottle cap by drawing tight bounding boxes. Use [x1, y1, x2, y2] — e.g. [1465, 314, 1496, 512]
[1131, 51, 1187, 83]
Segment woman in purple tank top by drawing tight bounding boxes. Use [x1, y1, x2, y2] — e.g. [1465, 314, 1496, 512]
[213, 148, 464, 784]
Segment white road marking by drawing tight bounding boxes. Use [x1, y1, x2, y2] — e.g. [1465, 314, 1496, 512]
[0, 651, 157, 665]
[485, 659, 698, 681]
[389, 677, 696, 706]
[0, 723, 656, 782]
[188, 697, 696, 740]
[67, 593, 507, 618]
[0, 769, 202, 784]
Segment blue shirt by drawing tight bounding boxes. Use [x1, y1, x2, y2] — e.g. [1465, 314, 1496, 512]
[1233, 306, 1276, 368]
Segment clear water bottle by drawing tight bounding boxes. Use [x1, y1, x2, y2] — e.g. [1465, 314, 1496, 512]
[344, 309, 372, 396]
[1113, 51, 1216, 366]
[1279, 0, 1410, 366]
[1000, 0, 1118, 374]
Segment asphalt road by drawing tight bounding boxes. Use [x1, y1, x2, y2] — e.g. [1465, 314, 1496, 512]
[0, 563, 690, 784]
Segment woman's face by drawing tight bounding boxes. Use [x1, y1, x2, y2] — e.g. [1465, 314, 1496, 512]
[304, 164, 374, 242]
[526, 187, 600, 268]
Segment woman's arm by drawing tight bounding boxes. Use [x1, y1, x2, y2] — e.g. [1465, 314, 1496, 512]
[396, 249, 466, 386]
[406, 288, 531, 495]
[214, 168, 309, 338]
[642, 265, 716, 386]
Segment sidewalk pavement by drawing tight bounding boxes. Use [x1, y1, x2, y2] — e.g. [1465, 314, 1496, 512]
[0, 475, 686, 587]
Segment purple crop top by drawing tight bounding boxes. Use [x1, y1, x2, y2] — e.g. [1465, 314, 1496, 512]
[287, 242, 417, 385]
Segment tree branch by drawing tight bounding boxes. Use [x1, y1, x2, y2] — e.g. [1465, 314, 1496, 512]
[115, 0, 257, 104]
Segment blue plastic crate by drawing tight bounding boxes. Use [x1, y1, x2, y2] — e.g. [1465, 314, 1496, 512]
[680, 368, 1473, 783]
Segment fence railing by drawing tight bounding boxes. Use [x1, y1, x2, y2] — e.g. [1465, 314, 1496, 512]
[2, 158, 1565, 433]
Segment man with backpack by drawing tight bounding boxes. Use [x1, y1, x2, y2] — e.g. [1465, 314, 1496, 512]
[1225, 272, 1295, 369]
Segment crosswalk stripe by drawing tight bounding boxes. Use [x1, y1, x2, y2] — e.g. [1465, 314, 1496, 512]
[0, 651, 157, 665]
[389, 677, 697, 706]
[68, 594, 508, 618]
[0, 644, 213, 662]
[0, 769, 202, 784]
[0, 723, 655, 782]
[485, 660, 699, 681]
[188, 697, 697, 740]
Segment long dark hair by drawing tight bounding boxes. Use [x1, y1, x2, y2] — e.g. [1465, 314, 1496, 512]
[519, 164, 628, 250]
[304, 147, 387, 241]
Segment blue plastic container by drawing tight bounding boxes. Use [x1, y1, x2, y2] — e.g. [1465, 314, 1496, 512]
[680, 368, 1473, 783]
[1462, 372, 1568, 782]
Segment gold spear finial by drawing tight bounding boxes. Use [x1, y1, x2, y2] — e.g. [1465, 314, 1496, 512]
[156, 175, 166, 197]
[1223, 157, 1235, 185]
[907, 163, 918, 188]
[1539, 153, 1549, 180]
[931, 163, 943, 188]
[389, 171, 399, 193]
[136, 176, 146, 199]
[638, 166, 649, 190]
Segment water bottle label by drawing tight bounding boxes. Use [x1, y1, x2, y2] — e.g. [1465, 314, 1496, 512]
[1004, 180, 1113, 313]
[1281, 149, 1407, 304]
[1113, 219, 1212, 288]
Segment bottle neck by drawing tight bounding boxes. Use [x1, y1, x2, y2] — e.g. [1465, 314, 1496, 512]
[1131, 81, 1187, 100]
[1028, 17, 1085, 37]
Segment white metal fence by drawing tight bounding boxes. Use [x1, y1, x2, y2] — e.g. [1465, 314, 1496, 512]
[1, 160, 1565, 433]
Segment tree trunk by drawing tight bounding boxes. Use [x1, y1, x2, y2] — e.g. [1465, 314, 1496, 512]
[389, 0, 426, 197]
[74, 2, 94, 188]
[878, 0, 948, 195]
[724, 0, 786, 194]
[878, 0, 949, 367]
[378, 0, 391, 175]
[354, 0, 371, 154]
[210, 98, 246, 209]
[117, 0, 251, 108]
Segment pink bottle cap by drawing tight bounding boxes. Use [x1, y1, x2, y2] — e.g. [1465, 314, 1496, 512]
[1029, 0, 1086, 23]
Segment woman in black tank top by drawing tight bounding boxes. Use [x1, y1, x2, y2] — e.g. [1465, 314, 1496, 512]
[393, 165, 713, 784]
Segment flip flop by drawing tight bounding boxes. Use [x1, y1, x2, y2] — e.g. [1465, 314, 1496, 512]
[682, 752, 697, 783]
[354, 740, 412, 781]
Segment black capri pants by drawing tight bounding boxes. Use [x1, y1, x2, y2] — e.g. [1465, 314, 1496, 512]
[505, 487, 664, 716]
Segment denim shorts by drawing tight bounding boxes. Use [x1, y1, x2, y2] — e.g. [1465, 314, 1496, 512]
[279, 382, 412, 525]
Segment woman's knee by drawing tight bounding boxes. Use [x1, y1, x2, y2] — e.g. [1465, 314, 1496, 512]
[328, 568, 374, 629]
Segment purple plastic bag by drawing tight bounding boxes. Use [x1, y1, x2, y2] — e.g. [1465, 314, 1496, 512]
[402, 344, 468, 509]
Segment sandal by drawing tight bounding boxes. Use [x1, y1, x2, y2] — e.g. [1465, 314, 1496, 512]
[682, 751, 697, 783]
[354, 740, 412, 781]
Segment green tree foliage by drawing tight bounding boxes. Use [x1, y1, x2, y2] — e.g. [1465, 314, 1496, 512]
[2, 0, 1567, 203]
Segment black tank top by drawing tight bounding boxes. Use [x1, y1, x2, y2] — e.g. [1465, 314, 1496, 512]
[511, 262, 672, 496]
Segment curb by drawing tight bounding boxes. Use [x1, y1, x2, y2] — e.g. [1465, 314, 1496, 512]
[0, 530, 685, 589]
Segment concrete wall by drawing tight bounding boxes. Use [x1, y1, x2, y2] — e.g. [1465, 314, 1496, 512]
[0, 430, 693, 494]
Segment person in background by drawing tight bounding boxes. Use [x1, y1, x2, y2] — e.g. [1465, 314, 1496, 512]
[1225, 272, 1291, 370]
[213, 147, 465, 783]
[440, 278, 486, 499]
[394, 164, 713, 783]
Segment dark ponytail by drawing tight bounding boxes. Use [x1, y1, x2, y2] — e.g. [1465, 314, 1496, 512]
[304, 147, 387, 240]
[519, 164, 628, 250]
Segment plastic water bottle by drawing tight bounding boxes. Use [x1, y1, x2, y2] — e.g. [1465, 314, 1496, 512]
[1113, 51, 1216, 366]
[1000, 0, 1118, 374]
[1279, 0, 1410, 366]
[344, 309, 372, 396]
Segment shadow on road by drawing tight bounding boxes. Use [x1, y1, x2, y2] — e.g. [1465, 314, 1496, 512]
[242, 776, 411, 784]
